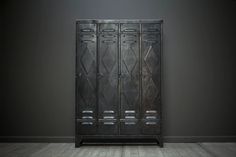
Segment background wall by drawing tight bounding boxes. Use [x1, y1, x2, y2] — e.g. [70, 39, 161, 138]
[1, 0, 236, 142]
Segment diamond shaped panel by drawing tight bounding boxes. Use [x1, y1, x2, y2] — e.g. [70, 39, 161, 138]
[80, 45, 94, 74]
[123, 46, 137, 76]
[102, 45, 116, 73]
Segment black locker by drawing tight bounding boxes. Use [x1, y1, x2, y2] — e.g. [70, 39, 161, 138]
[76, 20, 163, 147]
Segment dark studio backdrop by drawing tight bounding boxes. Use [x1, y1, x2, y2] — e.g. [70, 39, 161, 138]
[1, 0, 236, 142]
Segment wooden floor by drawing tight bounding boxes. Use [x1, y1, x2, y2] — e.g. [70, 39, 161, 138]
[0, 143, 236, 157]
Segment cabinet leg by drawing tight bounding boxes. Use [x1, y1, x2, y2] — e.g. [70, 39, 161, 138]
[75, 136, 82, 148]
[159, 141, 163, 147]
[157, 136, 163, 148]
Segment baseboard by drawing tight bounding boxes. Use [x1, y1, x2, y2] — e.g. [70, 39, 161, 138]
[163, 136, 236, 143]
[0, 136, 236, 143]
[0, 136, 74, 143]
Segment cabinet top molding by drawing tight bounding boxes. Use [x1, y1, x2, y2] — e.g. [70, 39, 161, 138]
[76, 19, 163, 24]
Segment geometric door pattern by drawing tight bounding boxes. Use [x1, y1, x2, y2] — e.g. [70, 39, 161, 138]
[76, 20, 163, 147]
[121, 34, 139, 116]
[142, 33, 161, 113]
[98, 33, 119, 135]
[76, 20, 162, 140]
[141, 33, 161, 134]
[77, 34, 97, 119]
[120, 33, 140, 135]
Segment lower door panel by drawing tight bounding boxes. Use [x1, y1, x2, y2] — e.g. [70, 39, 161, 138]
[98, 121, 118, 135]
[120, 120, 140, 135]
[77, 121, 97, 135]
[141, 109, 160, 135]
[141, 120, 160, 135]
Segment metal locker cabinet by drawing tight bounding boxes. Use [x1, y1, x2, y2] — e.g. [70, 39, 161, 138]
[76, 20, 163, 147]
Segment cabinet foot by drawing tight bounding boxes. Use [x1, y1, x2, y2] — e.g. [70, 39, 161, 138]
[157, 136, 163, 147]
[75, 136, 82, 148]
[159, 141, 163, 147]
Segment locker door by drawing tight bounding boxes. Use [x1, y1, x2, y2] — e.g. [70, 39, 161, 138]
[98, 23, 119, 135]
[76, 23, 97, 135]
[120, 28, 140, 135]
[141, 30, 161, 135]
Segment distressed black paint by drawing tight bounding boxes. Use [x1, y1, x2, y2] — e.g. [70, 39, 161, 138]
[76, 20, 163, 147]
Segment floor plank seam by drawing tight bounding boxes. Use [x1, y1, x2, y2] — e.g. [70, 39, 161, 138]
[197, 143, 218, 157]
[121, 145, 124, 157]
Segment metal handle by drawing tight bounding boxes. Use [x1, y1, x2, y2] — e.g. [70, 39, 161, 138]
[125, 122, 136, 125]
[80, 28, 94, 32]
[102, 29, 115, 32]
[145, 122, 157, 125]
[146, 116, 157, 119]
[99, 118, 116, 122]
[104, 116, 114, 119]
[125, 116, 135, 119]
[81, 40, 94, 43]
[82, 110, 93, 114]
[125, 110, 135, 114]
[82, 122, 93, 125]
[104, 110, 114, 114]
[82, 116, 93, 119]
[103, 122, 114, 125]
[124, 29, 137, 32]
[146, 110, 157, 114]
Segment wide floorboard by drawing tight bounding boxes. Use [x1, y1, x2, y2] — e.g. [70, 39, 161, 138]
[0, 143, 235, 157]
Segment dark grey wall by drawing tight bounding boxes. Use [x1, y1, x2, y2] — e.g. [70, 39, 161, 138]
[1, 0, 236, 141]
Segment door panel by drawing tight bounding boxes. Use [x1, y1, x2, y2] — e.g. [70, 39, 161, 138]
[77, 121, 97, 135]
[141, 33, 161, 134]
[76, 31, 97, 134]
[120, 33, 140, 135]
[98, 32, 119, 135]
